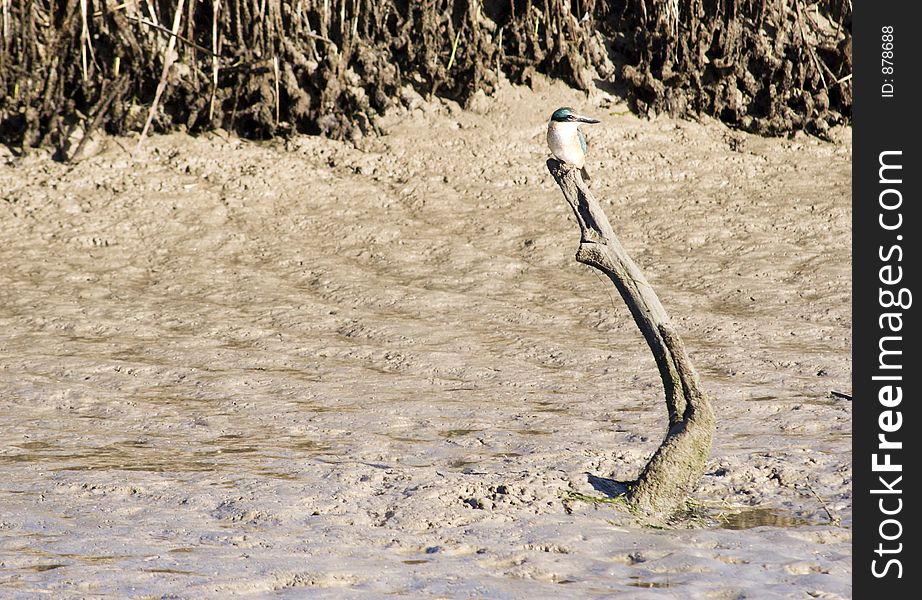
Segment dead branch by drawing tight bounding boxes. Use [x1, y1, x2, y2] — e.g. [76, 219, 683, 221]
[546, 159, 715, 517]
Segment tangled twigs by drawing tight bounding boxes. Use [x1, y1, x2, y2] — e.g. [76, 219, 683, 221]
[67, 76, 129, 162]
[1, 1, 851, 150]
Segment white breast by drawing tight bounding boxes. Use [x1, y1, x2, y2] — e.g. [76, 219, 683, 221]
[546, 121, 585, 168]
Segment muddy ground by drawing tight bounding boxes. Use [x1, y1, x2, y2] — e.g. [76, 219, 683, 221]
[0, 79, 851, 598]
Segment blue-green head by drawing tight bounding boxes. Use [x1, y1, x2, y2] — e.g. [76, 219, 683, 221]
[550, 107, 600, 124]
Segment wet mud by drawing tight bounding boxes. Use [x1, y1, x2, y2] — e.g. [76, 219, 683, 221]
[0, 80, 851, 597]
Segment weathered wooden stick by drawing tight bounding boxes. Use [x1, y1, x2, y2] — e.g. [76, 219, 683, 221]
[547, 159, 715, 516]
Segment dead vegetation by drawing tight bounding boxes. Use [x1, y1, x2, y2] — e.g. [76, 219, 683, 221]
[613, 0, 853, 136]
[0, 0, 850, 153]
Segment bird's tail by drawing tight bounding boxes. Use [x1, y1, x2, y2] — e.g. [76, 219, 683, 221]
[580, 166, 591, 182]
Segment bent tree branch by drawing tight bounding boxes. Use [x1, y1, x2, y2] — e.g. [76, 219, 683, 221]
[546, 159, 715, 516]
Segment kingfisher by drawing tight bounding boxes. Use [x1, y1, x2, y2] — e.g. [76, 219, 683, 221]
[546, 107, 600, 180]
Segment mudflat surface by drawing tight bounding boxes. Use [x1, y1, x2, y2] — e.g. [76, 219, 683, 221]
[1, 81, 851, 598]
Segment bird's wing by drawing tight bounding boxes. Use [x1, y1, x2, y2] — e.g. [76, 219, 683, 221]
[578, 129, 587, 155]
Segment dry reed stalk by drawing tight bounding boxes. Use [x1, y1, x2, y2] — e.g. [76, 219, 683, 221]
[209, 0, 221, 121]
[1, 0, 10, 46]
[303, 13, 321, 61]
[136, 0, 186, 153]
[272, 55, 280, 126]
[446, 27, 462, 71]
[352, 0, 358, 38]
[145, 0, 160, 26]
[79, 0, 89, 81]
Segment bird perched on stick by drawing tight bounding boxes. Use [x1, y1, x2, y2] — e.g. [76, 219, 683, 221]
[546, 107, 600, 180]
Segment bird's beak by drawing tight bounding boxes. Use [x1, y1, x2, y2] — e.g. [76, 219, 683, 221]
[575, 115, 600, 124]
